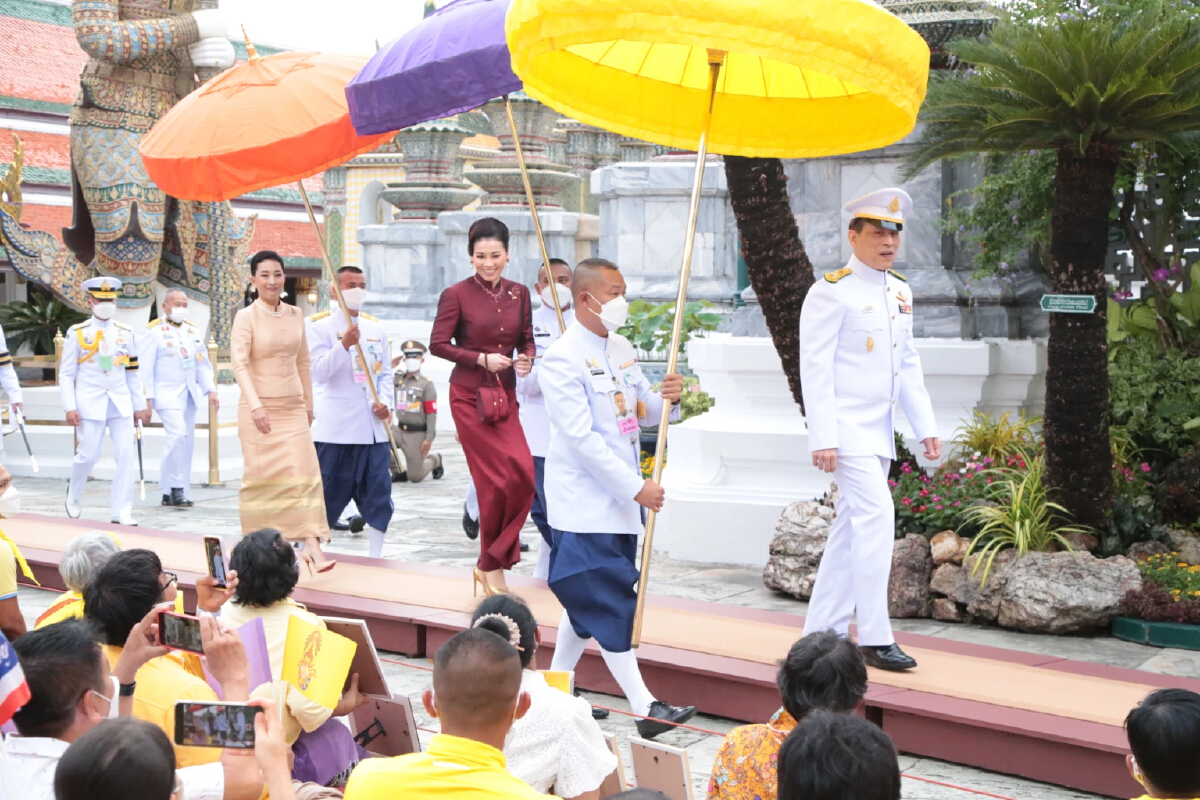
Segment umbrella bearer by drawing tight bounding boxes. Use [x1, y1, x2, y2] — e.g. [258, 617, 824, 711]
[308, 266, 395, 558]
[140, 289, 219, 509]
[391, 340, 444, 484]
[540, 258, 697, 739]
[60, 277, 149, 525]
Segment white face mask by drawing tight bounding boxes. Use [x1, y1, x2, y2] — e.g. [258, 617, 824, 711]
[404, 358, 422, 374]
[540, 283, 571, 310]
[168, 306, 188, 324]
[342, 287, 368, 311]
[588, 293, 629, 332]
[0, 484, 19, 518]
[92, 301, 116, 321]
[90, 675, 120, 720]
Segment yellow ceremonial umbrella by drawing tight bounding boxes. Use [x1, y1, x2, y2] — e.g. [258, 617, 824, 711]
[506, 0, 930, 645]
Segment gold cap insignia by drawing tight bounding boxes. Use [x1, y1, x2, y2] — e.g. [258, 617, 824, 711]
[888, 196, 901, 214]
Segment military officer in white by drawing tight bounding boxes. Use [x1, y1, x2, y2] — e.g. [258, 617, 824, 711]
[799, 188, 941, 672]
[516, 257, 574, 579]
[140, 288, 218, 508]
[60, 277, 149, 525]
[540, 258, 697, 739]
[0, 322, 23, 456]
[308, 266, 395, 559]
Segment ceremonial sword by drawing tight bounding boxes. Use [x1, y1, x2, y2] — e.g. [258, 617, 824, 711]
[135, 419, 146, 501]
[4, 408, 37, 473]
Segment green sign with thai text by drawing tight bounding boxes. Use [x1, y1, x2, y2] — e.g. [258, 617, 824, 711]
[1040, 294, 1097, 314]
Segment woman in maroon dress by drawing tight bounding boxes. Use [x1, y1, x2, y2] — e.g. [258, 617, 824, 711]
[430, 218, 536, 595]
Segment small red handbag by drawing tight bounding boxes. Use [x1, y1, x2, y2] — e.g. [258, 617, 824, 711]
[476, 373, 511, 425]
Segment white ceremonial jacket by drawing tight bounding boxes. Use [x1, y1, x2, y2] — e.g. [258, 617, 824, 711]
[0, 324, 22, 405]
[541, 324, 679, 535]
[307, 308, 394, 445]
[59, 317, 144, 421]
[139, 318, 215, 411]
[517, 302, 575, 458]
[799, 255, 937, 459]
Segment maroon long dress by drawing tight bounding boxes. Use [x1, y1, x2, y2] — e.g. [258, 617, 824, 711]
[430, 275, 536, 571]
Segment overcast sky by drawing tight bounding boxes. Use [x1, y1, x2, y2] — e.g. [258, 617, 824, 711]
[218, 0, 427, 54]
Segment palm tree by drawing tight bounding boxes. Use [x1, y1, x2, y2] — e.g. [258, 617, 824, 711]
[903, 5, 1200, 528]
[724, 156, 815, 411]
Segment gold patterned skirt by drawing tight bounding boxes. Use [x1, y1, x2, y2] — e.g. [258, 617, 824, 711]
[238, 397, 329, 543]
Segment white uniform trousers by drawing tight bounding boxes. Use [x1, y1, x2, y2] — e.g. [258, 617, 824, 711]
[69, 402, 135, 521]
[803, 455, 895, 647]
[158, 401, 197, 495]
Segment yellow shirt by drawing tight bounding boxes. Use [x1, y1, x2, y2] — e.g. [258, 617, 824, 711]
[38, 590, 184, 630]
[344, 734, 553, 800]
[102, 644, 221, 768]
[0, 541, 16, 602]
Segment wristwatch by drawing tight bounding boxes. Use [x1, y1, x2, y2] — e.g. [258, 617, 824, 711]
[119, 681, 137, 697]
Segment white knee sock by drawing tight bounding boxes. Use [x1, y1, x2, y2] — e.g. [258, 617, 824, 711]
[600, 647, 655, 717]
[367, 525, 385, 559]
[550, 610, 588, 672]
[532, 544, 551, 580]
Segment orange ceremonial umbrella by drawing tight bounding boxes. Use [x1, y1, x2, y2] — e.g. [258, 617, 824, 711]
[139, 37, 401, 469]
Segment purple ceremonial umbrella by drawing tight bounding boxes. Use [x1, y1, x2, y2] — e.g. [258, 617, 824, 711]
[344, 0, 521, 136]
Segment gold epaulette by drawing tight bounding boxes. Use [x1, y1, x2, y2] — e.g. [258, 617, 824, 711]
[824, 267, 853, 283]
[68, 321, 86, 332]
[146, 318, 162, 328]
[360, 313, 378, 322]
[888, 269, 908, 282]
[112, 321, 131, 330]
[308, 311, 331, 322]
[184, 319, 197, 327]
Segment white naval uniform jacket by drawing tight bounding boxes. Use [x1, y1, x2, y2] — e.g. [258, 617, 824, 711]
[0, 324, 23, 406]
[516, 302, 575, 458]
[59, 318, 144, 421]
[541, 324, 679, 535]
[799, 256, 937, 459]
[139, 318, 215, 411]
[306, 308, 394, 445]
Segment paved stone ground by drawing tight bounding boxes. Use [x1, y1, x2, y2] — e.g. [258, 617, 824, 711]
[11, 442, 1198, 799]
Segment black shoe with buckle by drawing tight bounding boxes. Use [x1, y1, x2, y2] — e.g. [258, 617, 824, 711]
[393, 471, 408, 483]
[860, 643, 917, 671]
[331, 519, 350, 531]
[635, 701, 698, 740]
[432, 462, 444, 480]
[170, 488, 193, 508]
[463, 504, 480, 540]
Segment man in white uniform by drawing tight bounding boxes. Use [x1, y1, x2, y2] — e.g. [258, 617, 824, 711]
[140, 289, 218, 508]
[0, 322, 23, 418]
[541, 258, 696, 739]
[308, 266, 395, 558]
[799, 189, 941, 671]
[516, 257, 574, 579]
[60, 278, 149, 525]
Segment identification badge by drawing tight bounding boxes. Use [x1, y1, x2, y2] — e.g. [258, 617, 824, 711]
[637, 400, 647, 420]
[612, 391, 638, 435]
[99, 355, 113, 371]
[353, 369, 367, 384]
[899, 304, 912, 315]
[179, 346, 195, 370]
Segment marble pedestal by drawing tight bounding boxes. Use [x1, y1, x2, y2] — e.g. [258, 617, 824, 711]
[655, 334, 1047, 568]
[592, 157, 738, 305]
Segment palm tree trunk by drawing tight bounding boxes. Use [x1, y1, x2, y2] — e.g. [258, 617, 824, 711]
[724, 156, 814, 411]
[1043, 143, 1118, 528]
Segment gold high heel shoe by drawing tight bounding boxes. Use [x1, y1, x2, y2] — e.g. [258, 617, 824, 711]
[473, 568, 496, 598]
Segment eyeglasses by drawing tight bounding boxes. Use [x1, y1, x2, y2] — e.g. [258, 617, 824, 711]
[163, 571, 178, 586]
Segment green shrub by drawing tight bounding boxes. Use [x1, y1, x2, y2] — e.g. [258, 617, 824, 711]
[949, 410, 1041, 465]
[1109, 338, 1200, 465]
[0, 294, 86, 355]
[1137, 552, 1200, 600]
[618, 300, 720, 358]
[650, 376, 714, 423]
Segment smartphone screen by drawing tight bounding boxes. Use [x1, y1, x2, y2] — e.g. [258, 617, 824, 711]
[159, 611, 204, 655]
[174, 702, 262, 749]
[204, 536, 227, 589]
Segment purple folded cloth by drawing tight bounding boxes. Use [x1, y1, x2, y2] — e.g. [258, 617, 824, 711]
[291, 718, 368, 788]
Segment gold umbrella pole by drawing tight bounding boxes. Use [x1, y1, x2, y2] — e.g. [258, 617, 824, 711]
[504, 95, 566, 334]
[297, 181, 406, 477]
[632, 49, 726, 648]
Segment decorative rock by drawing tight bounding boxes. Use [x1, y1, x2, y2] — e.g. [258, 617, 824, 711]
[930, 531, 968, 565]
[1060, 530, 1099, 553]
[888, 534, 933, 618]
[930, 563, 975, 606]
[964, 550, 1016, 622]
[762, 493, 836, 600]
[1126, 540, 1171, 562]
[932, 598, 962, 622]
[1168, 531, 1200, 567]
[995, 552, 1142, 634]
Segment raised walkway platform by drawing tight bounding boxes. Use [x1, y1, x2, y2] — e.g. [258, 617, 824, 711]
[8, 513, 1194, 798]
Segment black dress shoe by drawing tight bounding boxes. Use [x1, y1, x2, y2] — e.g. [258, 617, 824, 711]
[462, 504, 480, 540]
[520, 541, 530, 553]
[170, 488, 193, 508]
[860, 643, 918, 671]
[162, 494, 172, 507]
[393, 471, 408, 483]
[634, 701, 698, 740]
[432, 463, 444, 480]
[574, 689, 609, 720]
[331, 519, 350, 531]
[348, 515, 366, 534]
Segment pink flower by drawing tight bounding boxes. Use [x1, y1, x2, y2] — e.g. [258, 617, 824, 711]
[953, 501, 961, 507]
[931, 495, 941, 503]
[935, 505, 944, 510]
[916, 505, 927, 513]
[983, 456, 994, 464]
[888, 480, 897, 488]
[919, 488, 930, 498]
[901, 463, 913, 474]
[1140, 463, 1151, 473]
[901, 497, 913, 507]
